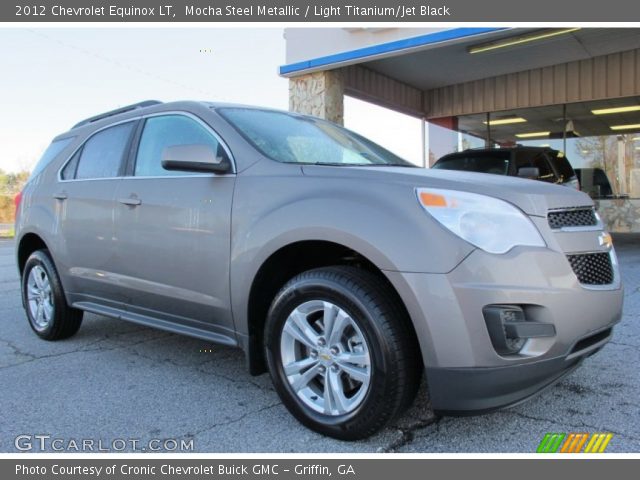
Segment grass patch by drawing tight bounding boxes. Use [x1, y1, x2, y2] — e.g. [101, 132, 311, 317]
[0, 227, 15, 238]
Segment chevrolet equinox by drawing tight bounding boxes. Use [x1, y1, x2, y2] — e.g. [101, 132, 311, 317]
[15, 101, 623, 439]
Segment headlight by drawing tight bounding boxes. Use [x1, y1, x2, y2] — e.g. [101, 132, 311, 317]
[416, 188, 546, 254]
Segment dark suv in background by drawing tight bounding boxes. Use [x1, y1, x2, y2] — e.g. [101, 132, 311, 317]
[433, 146, 579, 189]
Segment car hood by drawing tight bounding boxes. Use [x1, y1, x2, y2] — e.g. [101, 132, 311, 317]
[301, 165, 593, 217]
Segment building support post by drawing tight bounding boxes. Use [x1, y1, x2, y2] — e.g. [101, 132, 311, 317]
[421, 117, 427, 168]
[289, 70, 344, 125]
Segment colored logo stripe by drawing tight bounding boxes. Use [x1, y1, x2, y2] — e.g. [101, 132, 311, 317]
[584, 433, 613, 453]
[537, 433, 566, 453]
[560, 433, 589, 453]
[537, 433, 613, 453]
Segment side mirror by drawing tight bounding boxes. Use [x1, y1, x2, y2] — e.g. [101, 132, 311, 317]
[161, 144, 231, 174]
[517, 167, 540, 179]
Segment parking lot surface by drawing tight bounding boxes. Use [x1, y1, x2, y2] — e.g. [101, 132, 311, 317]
[1, 236, 638, 453]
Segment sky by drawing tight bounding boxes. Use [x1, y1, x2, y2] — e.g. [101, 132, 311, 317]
[0, 28, 422, 173]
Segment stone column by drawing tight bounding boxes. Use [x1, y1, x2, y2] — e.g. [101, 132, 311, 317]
[289, 70, 344, 125]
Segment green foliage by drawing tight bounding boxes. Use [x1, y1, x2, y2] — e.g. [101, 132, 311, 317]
[0, 168, 30, 224]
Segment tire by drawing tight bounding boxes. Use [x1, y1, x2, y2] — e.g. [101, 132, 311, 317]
[264, 266, 422, 440]
[21, 250, 83, 340]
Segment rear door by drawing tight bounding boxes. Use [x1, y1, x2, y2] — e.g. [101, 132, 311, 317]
[55, 121, 137, 305]
[111, 113, 236, 337]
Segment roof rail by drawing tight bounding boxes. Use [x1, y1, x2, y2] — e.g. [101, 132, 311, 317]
[72, 100, 162, 129]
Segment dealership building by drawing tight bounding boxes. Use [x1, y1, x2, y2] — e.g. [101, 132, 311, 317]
[281, 28, 640, 232]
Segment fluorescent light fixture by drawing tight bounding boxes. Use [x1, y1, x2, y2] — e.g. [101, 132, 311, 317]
[592, 105, 640, 115]
[539, 144, 551, 147]
[468, 28, 581, 54]
[610, 124, 640, 131]
[483, 117, 527, 126]
[515, 131, 551, 138]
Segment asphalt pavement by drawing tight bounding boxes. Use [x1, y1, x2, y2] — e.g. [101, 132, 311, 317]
[1, 236, 638, 453]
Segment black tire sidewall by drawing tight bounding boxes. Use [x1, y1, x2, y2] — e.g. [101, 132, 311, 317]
[22, 250, 66, 338]
[265, 273, 398, 438]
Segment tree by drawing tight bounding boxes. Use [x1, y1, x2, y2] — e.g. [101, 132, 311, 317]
[0, 168, 30, 224]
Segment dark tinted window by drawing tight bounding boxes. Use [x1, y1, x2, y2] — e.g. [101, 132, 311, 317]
[551, 152, 576, 182]
[576, 168, 613, 197]
[433, 152, 510, 175]
[30, 137, 74, 179]
[75, 122, 134, 179]
[515, 150, 556, 182]
[134, 115, 226, 177]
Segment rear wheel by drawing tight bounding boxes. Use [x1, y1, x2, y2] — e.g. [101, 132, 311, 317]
[22, 250, 83, 340]
[265, 266, 421, 440]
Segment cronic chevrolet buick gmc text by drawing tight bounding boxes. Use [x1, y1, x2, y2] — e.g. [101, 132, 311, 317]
[15, 101, 623, 439]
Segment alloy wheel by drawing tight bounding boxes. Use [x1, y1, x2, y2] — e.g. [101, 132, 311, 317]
[280, 300, 371, 416]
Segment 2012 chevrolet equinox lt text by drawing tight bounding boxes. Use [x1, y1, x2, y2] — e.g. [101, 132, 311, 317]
[15, 101, 623, 440]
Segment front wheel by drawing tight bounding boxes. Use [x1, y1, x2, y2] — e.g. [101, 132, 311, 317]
[264, 266, 421, 440]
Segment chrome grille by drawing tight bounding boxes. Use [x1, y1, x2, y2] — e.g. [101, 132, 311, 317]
[548, 208, 597, 229]
[566, 252, 614, 285]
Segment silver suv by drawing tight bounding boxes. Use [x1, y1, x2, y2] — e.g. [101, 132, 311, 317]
[15, 101, 623, 440]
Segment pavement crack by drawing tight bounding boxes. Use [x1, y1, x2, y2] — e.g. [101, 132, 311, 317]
[378, 414, 442, 453]
[0, 332, 173, 371]
[0, 338, 38, 360]
[608, 340, 640, 351]
[178, 402, 283, 442]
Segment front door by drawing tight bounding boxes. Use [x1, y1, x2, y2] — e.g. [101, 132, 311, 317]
[112, 114, 236, 337]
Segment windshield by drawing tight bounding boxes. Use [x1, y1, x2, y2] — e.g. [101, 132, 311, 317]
[433, 152, 510, 175]
[218, 108, 413, 167]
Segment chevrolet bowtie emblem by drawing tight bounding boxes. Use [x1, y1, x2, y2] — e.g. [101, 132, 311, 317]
[599, 232, 613, 250]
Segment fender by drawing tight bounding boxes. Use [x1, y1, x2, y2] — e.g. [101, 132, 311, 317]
[228, 181, 471, 368]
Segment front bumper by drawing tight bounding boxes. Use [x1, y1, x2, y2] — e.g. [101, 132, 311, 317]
[385, 244, 623, 413]
[427, 329, 608, 414]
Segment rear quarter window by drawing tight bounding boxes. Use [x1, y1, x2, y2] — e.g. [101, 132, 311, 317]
[29, 137, 75, 180]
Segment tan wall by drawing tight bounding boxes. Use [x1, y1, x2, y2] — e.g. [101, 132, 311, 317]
[342, 65, 424, 118]
[424, 48, 640, 118]
[340, 48, 640, 120]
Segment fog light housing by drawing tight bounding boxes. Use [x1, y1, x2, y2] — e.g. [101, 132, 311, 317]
[483, 305, 556, 356]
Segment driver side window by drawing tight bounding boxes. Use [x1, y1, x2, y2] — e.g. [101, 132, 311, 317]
[134, 115, 227, 177]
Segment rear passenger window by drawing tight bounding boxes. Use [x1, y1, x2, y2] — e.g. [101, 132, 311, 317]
[516, 151, 557, 183]
[74, 122, 135, 180]
[134, 115, 226, 177]
[553, 154, 576, 182]
[533, 156, 556, 182]
[61, 150, 81, 180]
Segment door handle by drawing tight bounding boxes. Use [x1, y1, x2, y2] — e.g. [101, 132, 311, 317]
[53, 192, 68, 200]
[118, 197, 142, 206]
